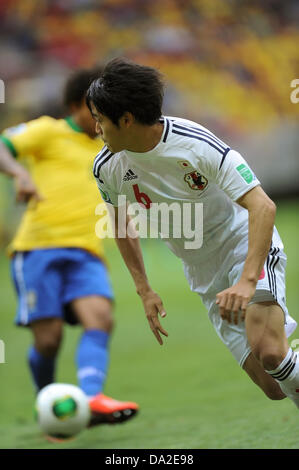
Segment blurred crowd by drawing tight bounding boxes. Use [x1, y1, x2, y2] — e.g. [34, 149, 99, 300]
[0, 0, 298, 245]
[0, 0, 298, 134]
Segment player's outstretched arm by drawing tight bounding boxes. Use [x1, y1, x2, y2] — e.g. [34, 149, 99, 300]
[113, 205, 168, 345]
[0, 141, 42, 203]
[216, 185, 276, 324]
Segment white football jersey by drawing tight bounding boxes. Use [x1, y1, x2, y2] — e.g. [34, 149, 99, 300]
[93, 116, 268, 282]
[93, 115, 295, 346]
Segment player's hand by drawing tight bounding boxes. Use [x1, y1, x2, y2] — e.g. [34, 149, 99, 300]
[216, 279, 256, 324]
[139, 289, 168, 345]
[13, 169, 43, 204]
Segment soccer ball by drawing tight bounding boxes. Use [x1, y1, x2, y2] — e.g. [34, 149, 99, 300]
[35, 383, 91, 439]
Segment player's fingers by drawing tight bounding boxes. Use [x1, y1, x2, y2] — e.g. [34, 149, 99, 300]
[153, 328, 167, 345]
[155, 299, 167, 318]
[232, 309, 239, 325]
[146, 310, 165, 345]
[30, 192, 44, 209]
[147, 315, 162, 344]
[152, 311, 168, 338]
[153, 329, 163, 345]
[216, 292, 226, 306]
[218, 294, 230, 322]
[26, 188, 41, 200]
[224, 295, 235, 323]
[219, 307, 226, 321]
[33, 191, 43, 202]
[17, 189, 42, 204]
[231, 296, 242, 325]
[16, 191, 27, 203]
[157, 324, 168, 337]
[240, 297, 249, 321]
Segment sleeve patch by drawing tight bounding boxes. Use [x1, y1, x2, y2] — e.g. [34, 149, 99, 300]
[236, 163, 256, 184]
[99, 187, 112, 204]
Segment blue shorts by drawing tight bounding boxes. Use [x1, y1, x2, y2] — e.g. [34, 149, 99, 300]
[11, 248, 114, 326]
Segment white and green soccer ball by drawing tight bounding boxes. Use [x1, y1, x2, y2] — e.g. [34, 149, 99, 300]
[35, 383, 91, 439]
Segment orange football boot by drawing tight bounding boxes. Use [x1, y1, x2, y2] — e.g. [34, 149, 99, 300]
[88, 393, 139, 426]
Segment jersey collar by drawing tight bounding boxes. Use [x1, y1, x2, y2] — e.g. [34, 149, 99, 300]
[159, 116, 171, 143]
[65, 116, 83, 133]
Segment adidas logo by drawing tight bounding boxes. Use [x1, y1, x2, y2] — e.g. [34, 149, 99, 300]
[123, 169, 138, 181]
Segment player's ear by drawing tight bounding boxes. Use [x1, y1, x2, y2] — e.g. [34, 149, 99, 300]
[120, 112, 134, 128]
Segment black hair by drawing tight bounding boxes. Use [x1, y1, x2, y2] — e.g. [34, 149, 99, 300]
[63, 66, 103, 108]
[86, 57, 165, 126]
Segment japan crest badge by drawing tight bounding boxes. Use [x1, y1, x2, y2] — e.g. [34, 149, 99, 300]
[184, 170, 208, 190]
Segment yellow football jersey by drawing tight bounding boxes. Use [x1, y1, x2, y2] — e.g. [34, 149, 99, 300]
[1, 116, 105, 259]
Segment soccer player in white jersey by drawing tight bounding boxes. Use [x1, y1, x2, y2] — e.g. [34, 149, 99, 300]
[87, 58, 299, 411]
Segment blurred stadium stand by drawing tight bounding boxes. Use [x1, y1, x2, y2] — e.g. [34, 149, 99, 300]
[0, 0, 298, 244]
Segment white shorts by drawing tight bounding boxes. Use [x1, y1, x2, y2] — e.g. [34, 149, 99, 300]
[185, 242, 297, 368]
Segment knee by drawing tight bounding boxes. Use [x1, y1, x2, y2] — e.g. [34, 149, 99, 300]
[84, 299, 114, 333]
[35, 330, 63, 358]
[93, 309, 114, 333]
[261, 351, 286, 372]
[252, 346, 285, 372]
[74, 297, 114, 332]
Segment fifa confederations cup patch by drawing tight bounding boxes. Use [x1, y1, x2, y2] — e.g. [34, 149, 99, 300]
[99, 188, 112, 204]
[236, 163, 255, 184]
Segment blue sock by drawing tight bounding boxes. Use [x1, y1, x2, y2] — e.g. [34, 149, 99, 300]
[76, 329, 110, 397]
[28, 346, 56, 392]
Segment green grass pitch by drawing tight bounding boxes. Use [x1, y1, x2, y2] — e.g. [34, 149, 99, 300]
[0, 200, 298, 449]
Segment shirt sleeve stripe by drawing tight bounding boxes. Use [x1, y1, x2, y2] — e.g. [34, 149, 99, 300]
[93, 153, 114, 180]
[172, 129, 229, 155]
[219, 147, 230, 170]
[93, 146, 113, 177]
[162, 118, 170, 142]
[172, 123, 227, 151]
[0, 135, 18, 158]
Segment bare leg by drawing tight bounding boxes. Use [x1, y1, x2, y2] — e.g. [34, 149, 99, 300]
[243, 352, 286, 400]
[245, 301, 289, 370]
[31, 317, 63, 358]
[242, 301, 293, 402]
[71, 295, 113, 332]
[29, 318, 63, 390]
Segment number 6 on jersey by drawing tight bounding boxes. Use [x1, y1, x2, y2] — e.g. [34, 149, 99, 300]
[133, 183, 152, 209]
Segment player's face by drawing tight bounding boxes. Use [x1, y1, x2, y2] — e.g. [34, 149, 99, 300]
[90, 102, 126, 153]
[70, 100, 98, 138]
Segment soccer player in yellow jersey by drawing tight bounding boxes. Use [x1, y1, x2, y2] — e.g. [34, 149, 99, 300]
[0, 68, 138, 428]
